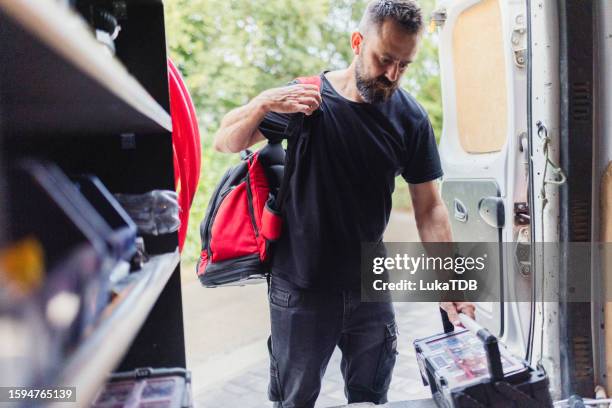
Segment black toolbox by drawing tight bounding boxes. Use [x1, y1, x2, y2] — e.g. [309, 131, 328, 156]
[413, 315, 552, 407]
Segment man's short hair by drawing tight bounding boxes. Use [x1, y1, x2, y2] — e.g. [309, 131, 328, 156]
[359, 0, 423, 35]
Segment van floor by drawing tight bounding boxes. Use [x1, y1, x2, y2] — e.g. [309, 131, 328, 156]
[182, 210, 442, 407]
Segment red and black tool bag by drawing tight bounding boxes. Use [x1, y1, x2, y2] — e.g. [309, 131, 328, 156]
[197, 75, 321, 287]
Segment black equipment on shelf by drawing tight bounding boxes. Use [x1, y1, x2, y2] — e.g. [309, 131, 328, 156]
[6, 161, 143, 358]
[7, 161, 112, 374]
[73, 175, 137, 262]
[9, 160, 109, 272]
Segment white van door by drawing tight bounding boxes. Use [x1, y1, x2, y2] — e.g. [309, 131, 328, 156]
[433, 0, 532, 356]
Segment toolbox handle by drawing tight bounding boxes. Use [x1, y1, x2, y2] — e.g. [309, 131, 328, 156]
[440, 307, 455, 334]
[458, 314, 504, 382]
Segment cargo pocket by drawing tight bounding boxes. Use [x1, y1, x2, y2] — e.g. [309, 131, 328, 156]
[267, 336, 283, 403]
[269, 285, 291, 308]
[373, 321, 399, 393]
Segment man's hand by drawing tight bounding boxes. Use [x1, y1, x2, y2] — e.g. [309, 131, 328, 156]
[254, 84, 322, 116]
[213, 83, 322, 153]
[440, 301, 476, 327]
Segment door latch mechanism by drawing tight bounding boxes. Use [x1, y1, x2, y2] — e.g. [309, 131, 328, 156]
[514, 202, 530, 225]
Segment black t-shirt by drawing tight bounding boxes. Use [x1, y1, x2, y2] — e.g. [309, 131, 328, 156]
[258, 72, 443, 290]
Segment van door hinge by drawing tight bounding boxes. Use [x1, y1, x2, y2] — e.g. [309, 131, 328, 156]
[514, 202, 530, 225]
[429, 8, 447, 31]
[511, 15, 527, 68]
[516, 226, 531, 277]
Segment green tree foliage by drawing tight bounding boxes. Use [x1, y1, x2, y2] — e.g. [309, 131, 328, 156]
[165, 0, 442, 264]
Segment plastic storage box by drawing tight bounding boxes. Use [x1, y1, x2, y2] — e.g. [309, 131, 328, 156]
[93, 367, 192, 408]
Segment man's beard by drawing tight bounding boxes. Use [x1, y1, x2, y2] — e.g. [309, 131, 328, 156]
[355, 57, 400, 103]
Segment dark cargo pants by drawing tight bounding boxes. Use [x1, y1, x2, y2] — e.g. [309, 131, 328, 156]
[267, 276, 398, 408]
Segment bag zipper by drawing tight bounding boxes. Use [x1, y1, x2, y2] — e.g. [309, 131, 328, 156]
[245, 169, 260, 237]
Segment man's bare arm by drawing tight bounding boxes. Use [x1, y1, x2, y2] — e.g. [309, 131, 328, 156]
[410, 181, 475, 324]
[410, 181, 452, 242]
[213, 84, 322, 153]
[213, 101, 269, 153]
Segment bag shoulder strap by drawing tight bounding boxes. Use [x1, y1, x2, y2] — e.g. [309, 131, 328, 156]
[274, 74, 322, 211]
[266, 74, 322, 288]
[295, 74, 322, 90]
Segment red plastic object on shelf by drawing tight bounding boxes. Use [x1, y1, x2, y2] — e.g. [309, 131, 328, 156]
[168, 58, 202, 251]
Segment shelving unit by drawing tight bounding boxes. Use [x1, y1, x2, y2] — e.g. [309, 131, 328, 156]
[0, 0, 171, 135]
[0, 0, 186, 406]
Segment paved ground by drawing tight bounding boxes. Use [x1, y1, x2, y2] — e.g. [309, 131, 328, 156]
[181, 211, 442, 407]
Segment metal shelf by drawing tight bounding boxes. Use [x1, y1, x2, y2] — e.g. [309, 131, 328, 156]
[0, 0, 172, 135]
[54, 250, 180, 407]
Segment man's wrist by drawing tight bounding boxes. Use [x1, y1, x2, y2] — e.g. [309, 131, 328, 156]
[252, 95, 271, 116]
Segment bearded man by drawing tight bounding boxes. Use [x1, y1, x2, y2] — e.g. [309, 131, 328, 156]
[213, 1, 475, 406]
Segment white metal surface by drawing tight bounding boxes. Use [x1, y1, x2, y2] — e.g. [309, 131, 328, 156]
[528, 0, 562, 398]
[435, 0, 530, 355]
